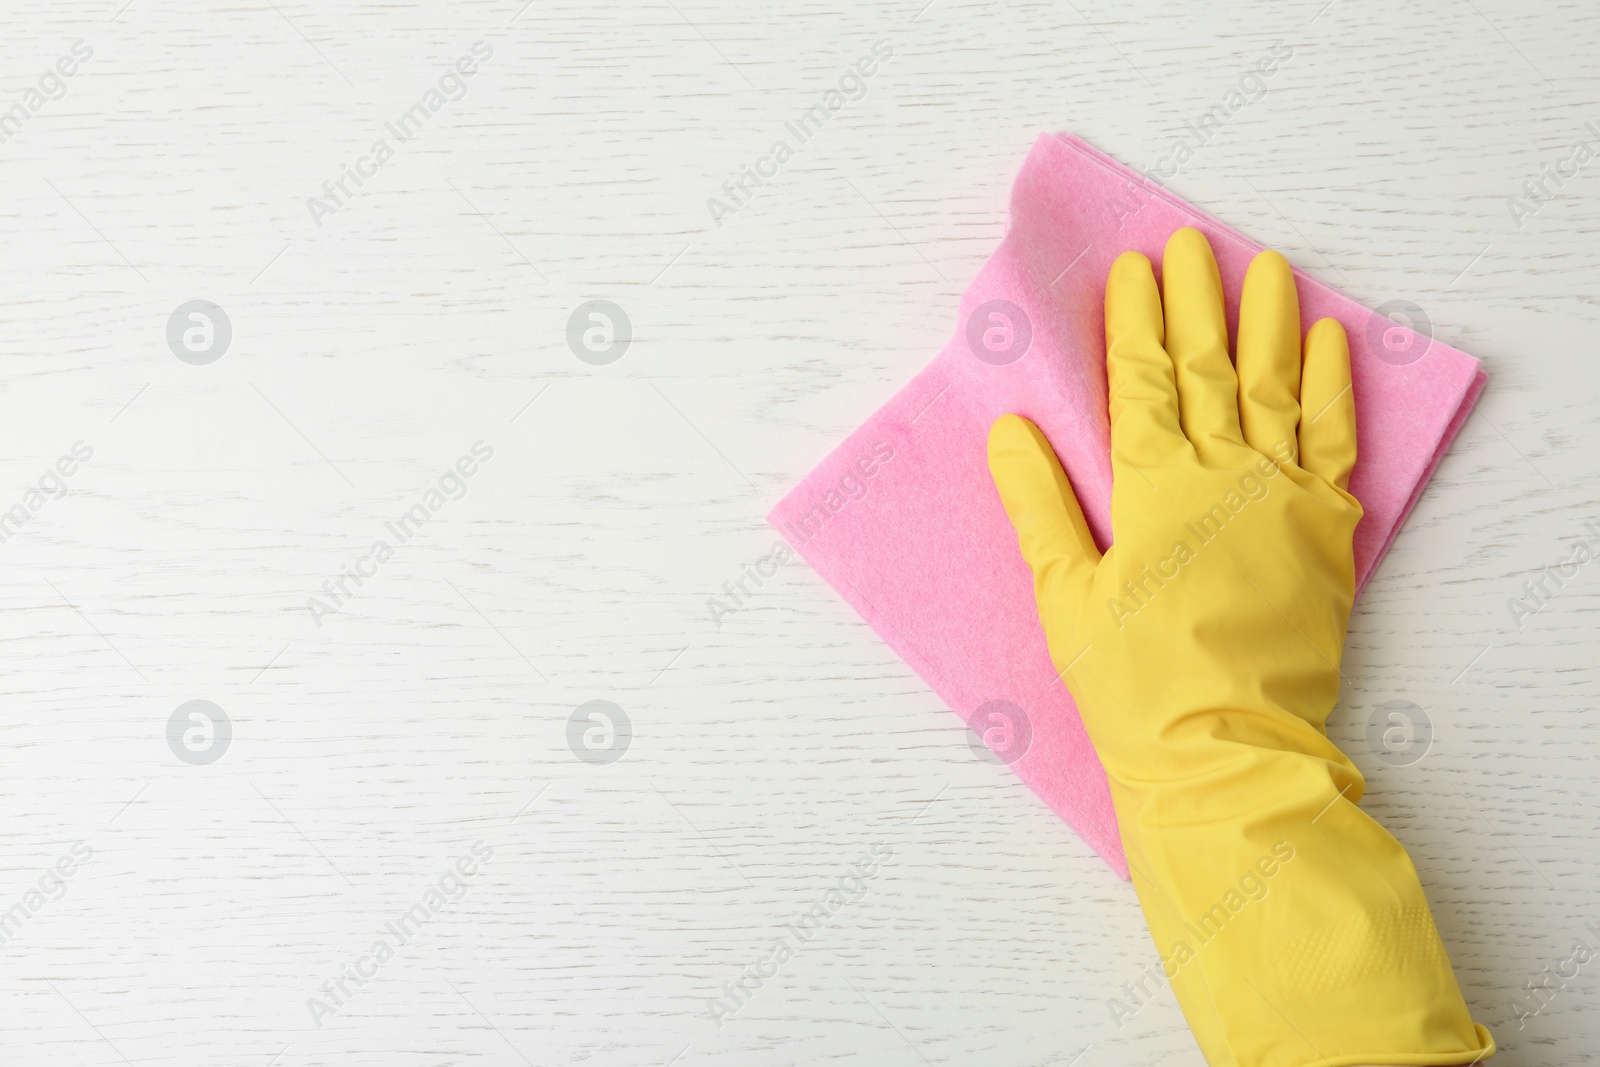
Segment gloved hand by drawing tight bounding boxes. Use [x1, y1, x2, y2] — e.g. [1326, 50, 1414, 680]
[987, 228, 1494, 1067]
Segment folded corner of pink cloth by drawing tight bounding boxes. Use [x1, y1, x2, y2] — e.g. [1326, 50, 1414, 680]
[769, 132, 1484, 877]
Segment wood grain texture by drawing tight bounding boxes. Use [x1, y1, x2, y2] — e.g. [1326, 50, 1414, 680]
[0, 1, 1596, 1064]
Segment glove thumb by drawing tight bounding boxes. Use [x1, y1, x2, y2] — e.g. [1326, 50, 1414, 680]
[987, 414, 1102, 622]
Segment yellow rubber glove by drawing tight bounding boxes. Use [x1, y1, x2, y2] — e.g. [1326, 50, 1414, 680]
[988, 228, 1493, 1067]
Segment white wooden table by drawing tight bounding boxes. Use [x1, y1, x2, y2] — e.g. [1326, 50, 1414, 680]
[1, 2, 1596, 1064]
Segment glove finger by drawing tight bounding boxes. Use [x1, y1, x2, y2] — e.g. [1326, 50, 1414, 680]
[1161, 228, 1245, 455]
[988, 414, 1102, 611]
[1236, 249, 1304, 463]
[1299, 317, 1358, 491]
[1105, 251, 1189, 468]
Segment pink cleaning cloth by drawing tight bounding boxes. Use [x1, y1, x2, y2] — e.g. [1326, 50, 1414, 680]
[769, 133, 1486, 878]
